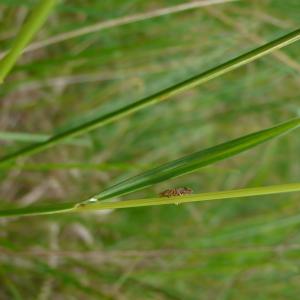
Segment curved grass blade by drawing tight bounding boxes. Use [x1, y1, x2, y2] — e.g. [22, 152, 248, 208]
[83, 118, 300, 202]
[0, 29, 299, 166]
[0, 183, 299, 219]
[0, 0, 57, 83]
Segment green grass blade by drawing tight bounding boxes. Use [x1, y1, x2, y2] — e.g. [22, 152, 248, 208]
[0, 183, 299, 218]
[0, 202, 74, 218]
[0, 118, 298, 219]
[84, 118, 300, 202]
[77, 183, 300, 211]
[0, 29, 299, 165]
[0, 0, 57, 83]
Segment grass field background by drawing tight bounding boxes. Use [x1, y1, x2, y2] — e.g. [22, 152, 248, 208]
[0, 0, 299, 299]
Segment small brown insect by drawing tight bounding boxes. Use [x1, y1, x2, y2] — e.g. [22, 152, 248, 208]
[159, 187, 193, 198]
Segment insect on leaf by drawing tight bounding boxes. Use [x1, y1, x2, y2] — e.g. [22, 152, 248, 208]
[81, 118, 300, 204]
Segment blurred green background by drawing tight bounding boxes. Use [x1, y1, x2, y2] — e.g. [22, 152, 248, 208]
[0, 0, 299, 299]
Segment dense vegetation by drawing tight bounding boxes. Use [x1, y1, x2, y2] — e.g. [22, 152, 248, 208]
[0, 0, 299, 299]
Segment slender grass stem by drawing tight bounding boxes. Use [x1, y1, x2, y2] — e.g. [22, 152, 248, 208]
[0, 183, 299, 218]
[0, 202, 74, 218]
[0, 29, 299, 166]
[0, 0, 57, 83]
[76, 183, 300, 211]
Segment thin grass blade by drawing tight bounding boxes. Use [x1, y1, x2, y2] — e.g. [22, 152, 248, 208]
[77, 183, 300, 211]
[0, 29, 299, 165]
[0, 183, 299, 218]
[83, 118, 300, 202]
[0, 202, 74, 218]
[0, 0, 57, 83]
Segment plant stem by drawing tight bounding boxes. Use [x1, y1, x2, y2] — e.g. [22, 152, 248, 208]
[0, 183, 299, 218]
[76, 183, 300, 211]
[0, 0, 57, 83]
[0, 28, 299, 165]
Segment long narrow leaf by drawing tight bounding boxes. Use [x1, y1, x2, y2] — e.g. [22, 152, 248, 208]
[83, 118, 300, 202]
[0, 29, 299, 165]
[0, 0, 57, 83]
[77, 183, 300, 211]
[0, 202, 74, 218]
[0, 118, 298, 219]
[0, 183, 299, 218]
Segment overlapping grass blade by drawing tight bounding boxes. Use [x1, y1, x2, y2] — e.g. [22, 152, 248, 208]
[82, 118, 300, 202]
[0, 0, 57, 83]
[0, 183, 299, 219]
[0, 118, 298, 218]
[0, 29, 299, 166]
